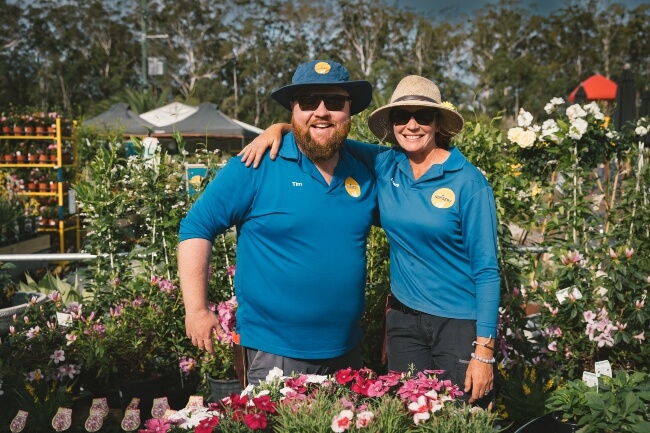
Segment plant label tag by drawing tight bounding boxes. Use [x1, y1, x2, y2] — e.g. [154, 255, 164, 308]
[595, 360, 612, 378]
[56, 312, 73, 327]
[582, 371, 599, 388]
[556, 286, 582, 304]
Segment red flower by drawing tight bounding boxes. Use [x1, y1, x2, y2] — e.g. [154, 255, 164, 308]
[351, 376, 373, 396]
[252, 395, 277, 414]
[243, 411, 268, 430]
[335, 367, 357, 384]
[195, 416, 220, 433]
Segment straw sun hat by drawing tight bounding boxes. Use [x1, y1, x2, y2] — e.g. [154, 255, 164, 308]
[368, 75, 464, 145]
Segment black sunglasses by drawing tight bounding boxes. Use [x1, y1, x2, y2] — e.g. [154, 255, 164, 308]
[390, 108, 437, 125]
[293, 94, 351, 111]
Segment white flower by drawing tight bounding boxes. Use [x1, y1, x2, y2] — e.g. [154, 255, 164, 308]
[518, 130, 537, 148]
[507, 127, 536, 148]
[544, 97, 565, 114]
[635, 126, 648, 136]
[264, 367, 285, 383]
[568, 118, 589, 139]
[507, 127, 524, 143]
[331, 410, 354, 432]
[541, 119, 559, 137]
[566, 104, 588, 121]
[355, 411, 375, 429]
[584, 101, 604, 119]
[517, 109, 534, 127]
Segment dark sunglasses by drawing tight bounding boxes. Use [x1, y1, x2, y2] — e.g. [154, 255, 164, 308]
[293, 94, 351, 111]
[390, 108, 437, 125]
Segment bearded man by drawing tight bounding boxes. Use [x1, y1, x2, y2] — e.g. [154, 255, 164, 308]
[178, 60, 378, 385]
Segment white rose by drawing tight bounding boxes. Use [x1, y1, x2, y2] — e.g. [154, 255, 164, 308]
[507, 127, 524, 143]
[517, 109, 534, 127]
[566, 104, 588, 121]
[635, 126, 648, 137]
[568, 118, 588, 140]
[518, 129, 537, 148]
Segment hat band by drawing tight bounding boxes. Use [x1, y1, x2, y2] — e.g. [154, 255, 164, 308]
[392, 95, 439, 104]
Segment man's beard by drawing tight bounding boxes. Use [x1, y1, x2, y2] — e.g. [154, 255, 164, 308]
[292, 118, 351, 161]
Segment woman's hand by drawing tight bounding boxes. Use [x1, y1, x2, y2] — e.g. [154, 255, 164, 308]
[238, 123, 291, 168]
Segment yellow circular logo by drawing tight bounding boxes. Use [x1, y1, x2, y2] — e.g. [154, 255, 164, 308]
[431, 188, 455, 208]
[345, 177, 361, 197]
[314, 62, 331, 74]
[189, 175, 203, 189]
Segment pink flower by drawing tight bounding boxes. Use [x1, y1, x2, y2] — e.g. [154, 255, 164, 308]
[636, 299, 645, 310]
[50, 349, 65, 364]
[141, 417, 172, 433]
[226, 265, 236, 276]
[26, 326, 41, 339]
[625, 247, 634, 258]
[561, 250, 584, 266]
[633, 331, 645, 342]
[355, 411, 374, 428]
[547, 341, 557, 351]
[331, 410, 354, 432]
[609, 248, 618, 258]
[408, 395, 431, 425]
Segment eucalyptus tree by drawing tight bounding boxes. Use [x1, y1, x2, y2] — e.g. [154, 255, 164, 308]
[0, 0, 30, 106]
[467, 0, 539, 119]
[147, 0, 231, 100]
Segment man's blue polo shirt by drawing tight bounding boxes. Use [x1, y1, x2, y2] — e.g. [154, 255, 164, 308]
[179, 132, 378, 359]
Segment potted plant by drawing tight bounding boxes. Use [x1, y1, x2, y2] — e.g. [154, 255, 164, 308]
[544, 370, 650, 433]
[198, 295, 241, 402]
[0, 291, 82, 432]
[69, 274, 198, 417]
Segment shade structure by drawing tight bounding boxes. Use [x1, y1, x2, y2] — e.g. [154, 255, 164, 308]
[84, 103, 156, 135]
[612, 67, 636, 130]
[140, 101, 199, 128]
[568, 74, 618, 103]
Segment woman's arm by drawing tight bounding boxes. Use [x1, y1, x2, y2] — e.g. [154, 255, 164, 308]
[239, 123, 291, 168]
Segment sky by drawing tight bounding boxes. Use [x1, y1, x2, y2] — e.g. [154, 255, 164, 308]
[396, 0, 649, 21]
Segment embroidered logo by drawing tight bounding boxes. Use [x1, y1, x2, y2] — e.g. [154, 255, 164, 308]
[314, 62, 331, 74]
[391, 178, 399, 187]
[431, 188, 455, 208]
[345, 177, 361, 197]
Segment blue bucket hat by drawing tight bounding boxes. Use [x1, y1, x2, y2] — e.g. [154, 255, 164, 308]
[271, 60, 373, 115]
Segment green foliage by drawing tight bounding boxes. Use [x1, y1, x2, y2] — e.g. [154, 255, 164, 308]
[0, 293, 79, 432]
[18, 271, 83, 305]
[545, 370, 650, 433]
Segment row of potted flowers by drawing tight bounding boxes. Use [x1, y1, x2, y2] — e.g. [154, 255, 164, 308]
[0, 142, 74, 164]
[0, 110, 73, 135]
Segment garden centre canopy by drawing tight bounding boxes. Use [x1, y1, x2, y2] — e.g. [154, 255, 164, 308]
[139, 101, 198, 129]
[84, 102, 156, 135]
[568, 74, 618, 103]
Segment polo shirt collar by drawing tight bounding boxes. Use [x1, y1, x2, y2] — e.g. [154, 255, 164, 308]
[396, 146, 466, 182]
[279, 132, 355, 190]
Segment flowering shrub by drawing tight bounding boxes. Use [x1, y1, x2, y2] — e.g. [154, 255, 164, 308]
[198, 295, 238, 380]
[498, 101, 650, 382]
[0, 292, 81, 431]
[68, 275, 199, 383]
[138, 367, 497, 433]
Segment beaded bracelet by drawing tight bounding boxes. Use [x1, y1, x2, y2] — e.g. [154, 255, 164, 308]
[471, 353, 496, 364]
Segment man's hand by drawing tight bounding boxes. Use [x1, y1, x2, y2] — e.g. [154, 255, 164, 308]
[185, 308, 221, 354]
[238, 123, 291, 168]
